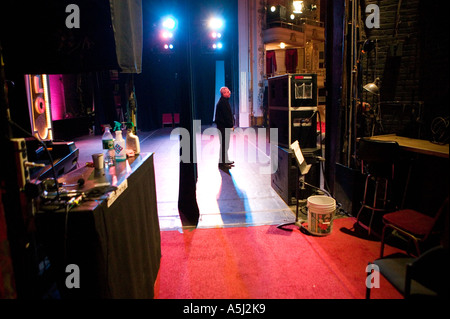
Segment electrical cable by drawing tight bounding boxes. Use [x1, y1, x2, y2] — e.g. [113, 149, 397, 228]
[316, 110, 332, 196]
[314, 111, 351, 217]
[7, 117, 61, 201]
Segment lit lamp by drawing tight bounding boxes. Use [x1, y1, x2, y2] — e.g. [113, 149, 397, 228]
[293, 1, 304, 14]
[161, 16, 177, 51]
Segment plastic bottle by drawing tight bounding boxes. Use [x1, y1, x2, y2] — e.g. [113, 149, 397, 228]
[102, 125, 115, 167]
[113, 121, 127, 162]
[125, 122, 140, 156]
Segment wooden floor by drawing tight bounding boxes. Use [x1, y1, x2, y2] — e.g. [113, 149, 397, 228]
[74, 127, 295, 231]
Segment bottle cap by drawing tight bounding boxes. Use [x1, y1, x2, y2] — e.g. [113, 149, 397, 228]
[113, 121, 122, 131]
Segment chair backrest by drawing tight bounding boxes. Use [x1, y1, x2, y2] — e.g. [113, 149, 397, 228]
[357, 138, 400, 164]
[162, 113, 173, 126]
[173, 113, 180, 124]
[428, 196, 449, 238]
[357, 138, 400, 178]
[416, 196, 450, 243]
[407, 245, 450, 298]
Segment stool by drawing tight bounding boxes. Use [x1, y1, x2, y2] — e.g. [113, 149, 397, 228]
[356, 138, 400, 236]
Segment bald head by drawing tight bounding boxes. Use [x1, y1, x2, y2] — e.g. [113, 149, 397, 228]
[220, 86, 231, 98]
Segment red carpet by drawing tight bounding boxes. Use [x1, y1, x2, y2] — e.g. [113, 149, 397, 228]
[155, 217, 403, 299]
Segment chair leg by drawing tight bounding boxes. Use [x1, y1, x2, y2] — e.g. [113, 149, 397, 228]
[367, 179, 380, 236]
[356, 175, 370, 223]
[412, 239, 421, 257]
[380, 224, 389, 258]
[405, 264, 412, 298]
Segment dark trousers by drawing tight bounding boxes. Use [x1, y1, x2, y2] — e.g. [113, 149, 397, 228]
[217, 126, 230, 163]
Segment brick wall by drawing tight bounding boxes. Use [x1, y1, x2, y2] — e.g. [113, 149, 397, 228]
[360, 0, 449, 140]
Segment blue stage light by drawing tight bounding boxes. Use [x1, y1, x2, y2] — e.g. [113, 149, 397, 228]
[162, 16, 176, 30]
[208, 17, 224, 30]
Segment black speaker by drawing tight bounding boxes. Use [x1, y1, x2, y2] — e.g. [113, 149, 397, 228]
[268, 74, 318, 149]
[334, 163, 365, 216]
[271, 145, 321, 205]
[270, 107, 318, 149]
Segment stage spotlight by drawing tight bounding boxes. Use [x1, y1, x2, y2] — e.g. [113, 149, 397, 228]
[208, 17, 224, 30]
[162, 31, 173, 39]
[217, 42, 223, 49]
[163, 43, 174, 50]
[162, 16, 176, 30]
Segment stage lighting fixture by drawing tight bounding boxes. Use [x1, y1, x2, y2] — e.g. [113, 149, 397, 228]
[208, 17, 224, 30]
[162, 31, 173, 39]
[163, 43, 174, 50]
[210, 32, 222, 39]
[293, 1, 304, 14]
[202, 16, 225, 53]
[270, 6, 276, 12]
[162, 16, 176, 30]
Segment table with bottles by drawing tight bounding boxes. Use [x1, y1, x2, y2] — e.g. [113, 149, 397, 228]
[35, 152, 160, 299]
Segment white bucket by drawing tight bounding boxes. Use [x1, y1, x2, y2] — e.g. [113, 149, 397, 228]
[306, 195, 336, 236]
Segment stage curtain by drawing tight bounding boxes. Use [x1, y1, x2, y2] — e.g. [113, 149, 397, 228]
[0, 192, 16, 299]
[285, 49, 298, 73]
[266, 50, 277, 76]
[109, 0, 143, 73]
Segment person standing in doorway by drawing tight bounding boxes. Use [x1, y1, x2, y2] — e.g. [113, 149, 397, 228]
[214, 86, 235, 168]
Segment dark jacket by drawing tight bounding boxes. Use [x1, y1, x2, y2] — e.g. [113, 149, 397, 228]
[214, 96, 234, 128]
